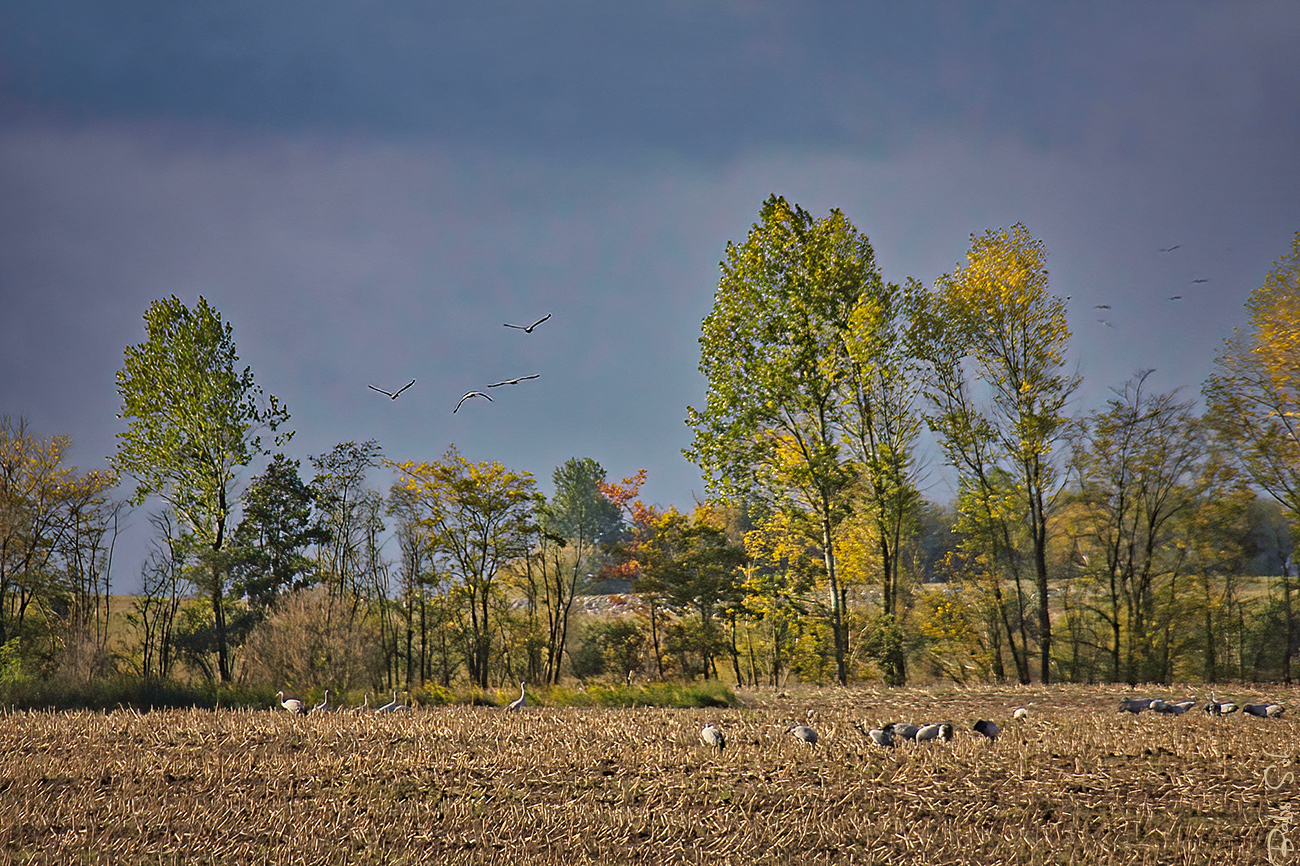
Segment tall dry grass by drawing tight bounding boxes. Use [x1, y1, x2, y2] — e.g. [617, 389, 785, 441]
[0, 684, 1296, 864]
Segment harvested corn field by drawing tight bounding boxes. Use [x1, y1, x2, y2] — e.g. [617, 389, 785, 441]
[1, 684, 1297, 865]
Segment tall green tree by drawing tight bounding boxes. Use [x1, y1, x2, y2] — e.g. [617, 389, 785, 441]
[686, 194, 878, 685]
[114, 296, 289, 682]
[840, 276, 926, 685]
[918, 224, 1079, 684]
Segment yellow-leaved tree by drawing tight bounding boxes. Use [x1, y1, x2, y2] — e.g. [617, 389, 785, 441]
[1203, 231, 1300, 680]
[1204, 231, 1300, 516]
[918, 224, 1078, 684]
[394, 447, 537, 689]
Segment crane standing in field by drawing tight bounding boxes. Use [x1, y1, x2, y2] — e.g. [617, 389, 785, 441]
[700, 723, 725, 752]
[787, 724, 818, 746]
[506, 682, 527, 712]
[276, 691, 305, 715]
[376, 690, 403, 714]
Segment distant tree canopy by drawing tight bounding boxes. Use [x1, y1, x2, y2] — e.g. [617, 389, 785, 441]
[0, 416, 118, 655]
[229, 454, 329, 610]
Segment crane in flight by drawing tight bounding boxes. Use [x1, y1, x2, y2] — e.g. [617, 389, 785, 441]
[487, 374, 540, 388]
[454, 391, 493, 413]
[503, 313, 552, 333]
[368, 380, 416, 400]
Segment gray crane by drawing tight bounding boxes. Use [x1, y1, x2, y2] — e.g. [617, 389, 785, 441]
[787, 724, 818, 745]
[700, 723, 725, 752]
[454, 391, 493, 413]
[1244, 702, 1284, 718]
[368, 379, 415, 399]
[503, 313, 552, 333]
[916, 723, 954, 742]
[375, 690, 404, 714]
[852, 721, 893, 746]
[506, 682, 527, 712]
[487, 374, 540, 388]
[1119, 697, 1156, 714]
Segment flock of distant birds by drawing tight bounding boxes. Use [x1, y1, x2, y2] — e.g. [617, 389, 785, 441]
[367, 313, 551, 413]
[1092, 244, 1205, 328]
[695, 713, 1009, 752]
[1119, 692, 1284, 718]
[275, 683, 1284, 756]
[276, 681, 529, 716]
[696, 691, 1286, 752]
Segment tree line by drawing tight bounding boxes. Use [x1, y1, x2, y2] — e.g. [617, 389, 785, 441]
[1, 201, 1297, 701]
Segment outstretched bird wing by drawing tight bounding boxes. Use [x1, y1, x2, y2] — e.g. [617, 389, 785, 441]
[393, 379, 416, 398]
[368, 384, 395, 397]
[503, 313, 552, 332]
[454, 391, 494, 413]
[487, 374, 540, 387]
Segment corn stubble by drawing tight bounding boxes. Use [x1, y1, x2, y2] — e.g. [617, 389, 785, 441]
[0, 685, 1294, 864]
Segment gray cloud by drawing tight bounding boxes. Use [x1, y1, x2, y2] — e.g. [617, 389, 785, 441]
[2, 2, 1299, 589]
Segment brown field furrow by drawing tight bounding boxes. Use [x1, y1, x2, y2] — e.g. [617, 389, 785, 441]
[0, 686, 1297, 864]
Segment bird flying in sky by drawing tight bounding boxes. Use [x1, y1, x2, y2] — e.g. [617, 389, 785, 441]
[368, 380, 416, 399]
[1159, 244, 1181, 252]
[503, 313, 552, 333]
[454, 390, 493, 413]
[1095, 304, 1111, 309]
[487, 374, 540, 387]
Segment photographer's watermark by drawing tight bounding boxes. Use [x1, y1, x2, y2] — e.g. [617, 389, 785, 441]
[1265, 751, 1294, 864]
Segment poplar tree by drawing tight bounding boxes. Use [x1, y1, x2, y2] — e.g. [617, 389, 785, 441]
[687, 195, 875, 685]
[918, 224, 1078, 684]
[114, 295, 290, 682]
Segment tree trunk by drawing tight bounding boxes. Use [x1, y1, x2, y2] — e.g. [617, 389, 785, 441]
[820, 493, 847, 686]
